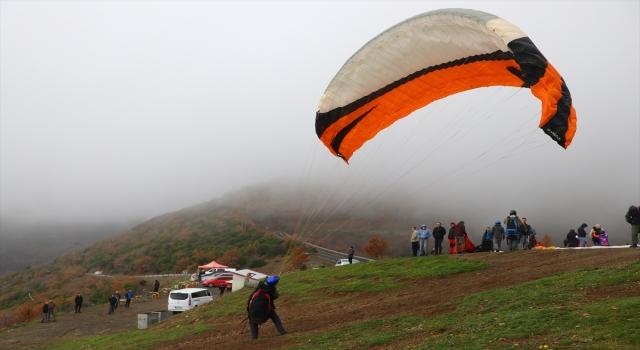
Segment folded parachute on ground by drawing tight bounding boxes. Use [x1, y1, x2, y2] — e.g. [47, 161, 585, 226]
[315, 8, 577, 163]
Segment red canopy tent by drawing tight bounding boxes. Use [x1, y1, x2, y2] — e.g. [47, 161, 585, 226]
[198, 261, 228, 269]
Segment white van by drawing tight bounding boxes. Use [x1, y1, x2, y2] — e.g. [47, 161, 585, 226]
[168, 288, 213, 312]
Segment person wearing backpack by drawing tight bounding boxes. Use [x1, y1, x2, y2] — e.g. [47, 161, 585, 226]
[432, 222, 447, 255]
[625, 205, 640, 248]
[247, 275, 286, 340]
[596, 226, 610, 246]
[491, 220, 504, 252]
[503, 210, 524, 252]
[519, 218, 532, 250]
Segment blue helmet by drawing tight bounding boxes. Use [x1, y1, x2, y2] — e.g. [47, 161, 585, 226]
[495, 220, 501, 224]
[266, 275, 280, 286]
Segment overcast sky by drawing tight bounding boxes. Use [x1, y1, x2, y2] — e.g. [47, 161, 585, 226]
[1, 1, 639, 234]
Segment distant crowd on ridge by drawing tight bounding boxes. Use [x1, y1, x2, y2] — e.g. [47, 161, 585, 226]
[409, 206, 640, 256]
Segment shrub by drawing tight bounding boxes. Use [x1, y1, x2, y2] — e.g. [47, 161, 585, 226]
[89, 289, 111, 305]
[249, 259, 267, 268]
[363, 236, 389, 259]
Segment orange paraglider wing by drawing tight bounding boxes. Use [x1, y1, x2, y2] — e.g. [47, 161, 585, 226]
[316, 8, 576, 162]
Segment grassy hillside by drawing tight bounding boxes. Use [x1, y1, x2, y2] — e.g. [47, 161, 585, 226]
[0, 200, 302, 329]
[30, 249, 640, 350]
[50, 201, 291, 275]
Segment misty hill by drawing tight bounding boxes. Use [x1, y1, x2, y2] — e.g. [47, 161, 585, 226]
[7, 179, 418, 277]
[0, 220, 136, 275]
[4, 176, 633, 277]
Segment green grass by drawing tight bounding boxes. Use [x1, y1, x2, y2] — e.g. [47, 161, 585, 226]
[46, 324, 211, 350]
[173, 256, 488, 324]
[43, 256, 486, 350]
[284, 261, 640, 349]
[284, 256, 488, 295]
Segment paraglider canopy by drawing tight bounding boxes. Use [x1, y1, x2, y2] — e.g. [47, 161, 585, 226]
[316, 8, 577, 163]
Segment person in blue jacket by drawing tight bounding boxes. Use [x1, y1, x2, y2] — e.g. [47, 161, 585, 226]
[418, 224, 432, 256]
[482, 226, 493, 252]
[125, 290, 134, 307]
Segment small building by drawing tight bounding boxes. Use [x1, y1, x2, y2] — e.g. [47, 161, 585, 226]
[230, 269, 267, 292]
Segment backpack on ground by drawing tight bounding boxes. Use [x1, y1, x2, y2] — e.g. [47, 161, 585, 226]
[505, 217, 518, 236]
[247, 287, 272, 324]
[598, 232, 610, 246]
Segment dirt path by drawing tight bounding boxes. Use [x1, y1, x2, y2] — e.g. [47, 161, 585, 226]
[1, 249, 637, 349]
[0, 291, 222, 349]
[157, 249, 640, 349]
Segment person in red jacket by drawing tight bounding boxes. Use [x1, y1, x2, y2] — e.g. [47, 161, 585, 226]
[454, 221, 468, 254]
[448, 222, 457, 254]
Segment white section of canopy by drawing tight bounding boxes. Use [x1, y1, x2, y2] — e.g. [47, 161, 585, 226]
[486, 18, 527, 45]
[317, 9, 525, 113]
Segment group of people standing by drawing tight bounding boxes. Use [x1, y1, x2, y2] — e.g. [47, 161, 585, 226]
[108, 290, 134, 314]
[411, 221, 472, 255]
[41, 293, 85, 323]
[41, 286, 148, 324]
[410, 205, 640, 254]
[490, 211, 537, 252]
[565, 205, 640, 248]
[411, 210, 537, 255]
[41, 299, 57, 323]
[566, 223, 609, 247]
